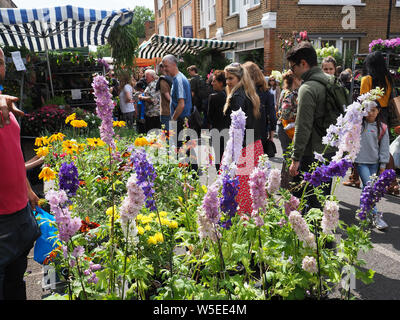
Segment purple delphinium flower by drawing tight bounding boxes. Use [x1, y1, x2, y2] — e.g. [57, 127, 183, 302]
[130, 149, 157, 212]
[219, 174, 240, 229]
[202, 182, 221, 225]
[357, 169, 396, 220]
[92, 75, 116, 150]
[59, 162, 79, 197]
[304, 158, 353, 187]
[249, 167, 267, 212]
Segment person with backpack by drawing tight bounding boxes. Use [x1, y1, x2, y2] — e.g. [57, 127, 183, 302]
[156, 63, 172, 132]
[355, 104, 390, 230]
[287, 41, 347, 211]
[187, 65, 209, 126]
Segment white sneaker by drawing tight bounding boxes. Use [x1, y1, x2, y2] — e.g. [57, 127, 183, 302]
[372, 215, 389, 231]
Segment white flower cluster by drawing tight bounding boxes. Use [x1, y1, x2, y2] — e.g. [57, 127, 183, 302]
[197, 208, 221, 242]
[302, 256, 318, 274]
[266, 168, 281, 195]
[288, 211, 316, 249]
[321, 200, 340, 234]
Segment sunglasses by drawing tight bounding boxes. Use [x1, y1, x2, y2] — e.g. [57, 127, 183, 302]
[289, 62, 300, 72]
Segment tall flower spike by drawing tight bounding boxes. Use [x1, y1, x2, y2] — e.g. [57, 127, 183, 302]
[92, 75, 116, 150]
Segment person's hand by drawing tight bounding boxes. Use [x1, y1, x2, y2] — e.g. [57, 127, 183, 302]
[394, 126, 400, 136]
[27, 186, 39, 209]
[289, 160, 300, 177]
[0, 94, 22, 128]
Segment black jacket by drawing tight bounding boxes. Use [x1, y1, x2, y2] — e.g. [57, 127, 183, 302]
[207, 90, 227, 131]
[224, 87, 266, 146]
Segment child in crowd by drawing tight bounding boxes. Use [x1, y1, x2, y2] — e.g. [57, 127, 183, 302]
[355, 104, 390, 230]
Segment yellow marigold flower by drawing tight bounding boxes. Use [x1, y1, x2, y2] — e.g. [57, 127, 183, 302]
[149, 213, 156, 218]
[137, 226, 145, 235]
[178, 196, 183, 203]
[159, 211, 168, 217]
[106, 205, 118, 217]
[86, 137, 106, 147]
[38, 167, 56, 182]
[201, 185, 208, 193]
[147, 236, 157, 245]
[134, 137, 149, 147]
[160, 217, 170, 226]
[35, 136, 49, 147]
[113, 121, 126, 127]
[144, 225, 151, 231]
[65, 113, 76, 124]
[141, 215, 153, 224]
[154, 232, 164, 243]
[35, 146, 50, 158]
[70, 119, 88, 128]
[169, 220, 178, 229]
[48, 132, 65, 143]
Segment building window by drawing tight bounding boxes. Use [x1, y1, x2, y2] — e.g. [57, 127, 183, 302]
[181, 4, 192, 33]
[200, 0, 216, 28]
[396, 0, 400, 7]
[168, 14, 176, 37]
[230, 0, 238, 15]
[252, 0, 260, 6]
[298, 0, 365, 5]
[158, 22, 165, 36]
[157, 0, 163, 10]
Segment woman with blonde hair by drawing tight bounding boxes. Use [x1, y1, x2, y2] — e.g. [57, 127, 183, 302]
[222, 62, 265, 216]
[242, 61, 277, 158]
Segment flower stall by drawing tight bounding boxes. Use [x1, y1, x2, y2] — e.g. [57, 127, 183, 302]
[30, 73, 393, 301]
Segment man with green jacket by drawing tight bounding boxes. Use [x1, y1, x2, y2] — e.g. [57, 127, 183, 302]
[286, 41, 336, 209]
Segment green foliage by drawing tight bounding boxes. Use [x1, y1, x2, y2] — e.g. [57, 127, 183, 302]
[130, 6, 155, 40]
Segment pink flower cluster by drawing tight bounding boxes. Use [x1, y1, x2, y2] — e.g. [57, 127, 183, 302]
[266, 168, 281, 195]
[249, 167, 268, 227]
[92, 75, 116, 150]
[197, 209, 221, 241]
[45, 189, 82, 243]
[321, 200, 340, 234]
[284, 195, 300, 216]
[302, 256, 318, 274]
[198, 182, 222, 240]
[288, 211, 316, 249]
[119, 174, 145, 225]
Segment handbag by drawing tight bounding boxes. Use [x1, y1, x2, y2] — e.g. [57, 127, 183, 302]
[263, 139, 277, 158]
[188, 105, 203, 133]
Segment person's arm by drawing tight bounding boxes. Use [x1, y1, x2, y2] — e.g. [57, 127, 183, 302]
[25, 155, 44, 171]
[160, 81, 171, 103]
[26, 177, 39, 209]
[172, 98, 185, 120]
[0, 94, 22, 128]
[379, 128, 390, 170]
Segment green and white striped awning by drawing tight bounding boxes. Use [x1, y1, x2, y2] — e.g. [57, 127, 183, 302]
[138, 34, 237, 59]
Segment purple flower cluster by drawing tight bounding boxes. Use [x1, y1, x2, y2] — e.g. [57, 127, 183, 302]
[202, 182, 221, 225]
[92, 75, 116, 149]
[369, 37, 400, 52]
[358, 169, 396, 220]
[303, 158, 353, 187]
[219, 174, 240, 229]
[130, 149, 157, 211]
[59, 162, 79, 197]
[97, 58, 111, 73]
[45, 189, 81, 243]
[84, 262, 102, 284]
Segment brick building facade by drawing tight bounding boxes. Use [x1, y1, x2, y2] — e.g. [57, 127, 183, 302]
[154, 0, 400, 74]
[0, 0, 17, 8]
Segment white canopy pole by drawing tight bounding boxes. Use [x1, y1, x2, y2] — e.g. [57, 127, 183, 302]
[41, 21, 54, 98]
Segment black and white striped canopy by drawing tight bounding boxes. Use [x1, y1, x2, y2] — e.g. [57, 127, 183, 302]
[0, 5, 133, 52]
[139, 34, 237, 59]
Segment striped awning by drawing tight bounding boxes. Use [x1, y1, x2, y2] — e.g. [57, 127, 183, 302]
[139, 34, 237, 59]
[0, 6, 134, 52]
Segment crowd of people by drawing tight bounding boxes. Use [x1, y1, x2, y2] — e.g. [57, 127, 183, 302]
[1, 40, 400, 300]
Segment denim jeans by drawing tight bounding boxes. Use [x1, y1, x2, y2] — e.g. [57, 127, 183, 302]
[356, 163, 379, 215]
[160, 115, 170, 132]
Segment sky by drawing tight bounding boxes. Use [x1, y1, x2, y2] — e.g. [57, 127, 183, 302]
[12, 0, 154, 11]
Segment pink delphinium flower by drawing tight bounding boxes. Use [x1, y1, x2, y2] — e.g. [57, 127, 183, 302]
[202, 182, 221, 224]
[302, 256, 318, 273]
[284, 195, 300, 216]
[321, 200, 340, 234]
[197, 209, 221, 241]
[249, 167, 268, 212]
[92, 75, 116, 150]
[266, 168, 281, 195]
[288, 211, 316, 249]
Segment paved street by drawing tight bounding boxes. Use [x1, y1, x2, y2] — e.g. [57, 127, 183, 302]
[25, 136, 400, 300]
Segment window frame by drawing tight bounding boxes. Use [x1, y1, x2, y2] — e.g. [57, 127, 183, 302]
[298, 0, 366, 5]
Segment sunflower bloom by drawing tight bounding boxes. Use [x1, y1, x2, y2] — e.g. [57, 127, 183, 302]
[35, 136, 49, 147]
[113, 121, 126, 127]
[48, 132, 65, 143]
[35, 146, 50, 158]
[87, 137, 106, 147]
[62, 140, 79, 155]
[65, 113, 76, 124]
[38, 167, 56, 182]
